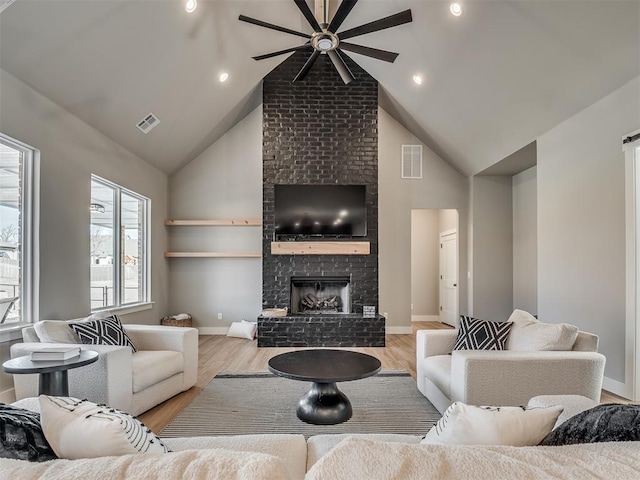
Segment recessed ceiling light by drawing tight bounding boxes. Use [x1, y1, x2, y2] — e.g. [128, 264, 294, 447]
[219, 72, 229, 82]
[450, 3, 463, 16]
[412, 75, 423, 85]
[185, 0, 197, 13]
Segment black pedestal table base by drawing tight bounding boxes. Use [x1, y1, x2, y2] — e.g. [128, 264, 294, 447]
[297, 381, 352, 425]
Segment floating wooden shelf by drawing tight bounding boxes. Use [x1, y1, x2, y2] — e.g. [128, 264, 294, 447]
[271, 241, 370, 255]
[164, 252, 262, 258]
[165, 219, 261, 226]
[165, 219, 262, 258]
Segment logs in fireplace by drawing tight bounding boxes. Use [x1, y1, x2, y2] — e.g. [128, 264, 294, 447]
[290, 276, 350, 314]
[299, 293, 343, 313]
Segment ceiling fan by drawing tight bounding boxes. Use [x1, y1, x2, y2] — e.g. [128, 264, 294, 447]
[239, 0, 412, 85]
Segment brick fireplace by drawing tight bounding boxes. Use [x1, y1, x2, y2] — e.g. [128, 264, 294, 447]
[259, 51, 383, 347]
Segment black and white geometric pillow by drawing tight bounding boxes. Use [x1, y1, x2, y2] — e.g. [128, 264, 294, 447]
[453, 315, 512, 351]
[39, 396, 171, 459]
[69, 315, 137, 352]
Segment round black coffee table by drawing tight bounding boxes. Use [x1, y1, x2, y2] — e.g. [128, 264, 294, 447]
[268, 349, 381, 425]
[3, 350, 99, 396]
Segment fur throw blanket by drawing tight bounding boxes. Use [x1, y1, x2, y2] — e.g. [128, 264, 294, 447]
[0, 447, 291, 480]
[305, 437, 640, 480]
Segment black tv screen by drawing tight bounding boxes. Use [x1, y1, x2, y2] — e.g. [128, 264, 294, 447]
[274, 185, 367, 237]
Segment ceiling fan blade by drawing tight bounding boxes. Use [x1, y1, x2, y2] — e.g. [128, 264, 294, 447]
[293, 0, 322, 32]
[327, 0, 358, 33]
[339, 42, 398, 63]
[293, 50, 321, 82]
[239, 14, 310, 39]
[253, 44, 312, 61]
[327, 50, 355, 85]
[338, 9, 412, 41]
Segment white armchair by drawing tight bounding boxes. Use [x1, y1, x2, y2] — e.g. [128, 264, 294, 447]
[416, 329, 606, 414]
[10, 324, 198, 416]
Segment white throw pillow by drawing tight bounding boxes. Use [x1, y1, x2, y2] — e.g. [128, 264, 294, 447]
[227, 320, 257, 340]
[421, 402, 563, 446]
[506, 309, 579, 351]
[39, 396, 170, 459]
[33, 312, 112, 343]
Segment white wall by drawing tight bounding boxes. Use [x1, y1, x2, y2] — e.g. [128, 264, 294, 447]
[471, 175, 513, 321]
[439, 209, 459, 233]
[537, 75, 640, 392]
[0, 69, 168, 396]
[379, 108, 469, 332]
[168, 106, 263, 333]
[513, 166, 538, 313]
[411, 210, 439, 317]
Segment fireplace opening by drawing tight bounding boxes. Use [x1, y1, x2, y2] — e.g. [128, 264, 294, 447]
[290, 276, 351, 314]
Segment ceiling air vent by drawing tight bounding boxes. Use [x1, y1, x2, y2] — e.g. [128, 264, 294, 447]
[0, 0, 17, 14]
[401, 144, 423, 179]
[136, 113, 161, 134]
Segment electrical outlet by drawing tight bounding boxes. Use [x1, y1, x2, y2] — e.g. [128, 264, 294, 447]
[217, 313, 222, 320]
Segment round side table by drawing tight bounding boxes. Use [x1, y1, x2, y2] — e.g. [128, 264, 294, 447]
[3, 349, 99, 396]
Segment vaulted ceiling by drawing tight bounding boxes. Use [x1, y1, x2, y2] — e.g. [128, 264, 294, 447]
[1, 0, 638, 176]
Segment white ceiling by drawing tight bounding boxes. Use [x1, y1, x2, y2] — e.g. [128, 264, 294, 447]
[1, 0, 638, 176]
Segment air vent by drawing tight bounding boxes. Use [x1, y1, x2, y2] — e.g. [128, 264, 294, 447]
[0, 0, 17, 14]
[136, 113, 161, 134]
[401, 144, 422, 179]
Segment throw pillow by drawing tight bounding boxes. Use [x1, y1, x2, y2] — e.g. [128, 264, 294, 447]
[506, 309, 579, 351]
[0, 403, 57, 462]
[227, 320, 257, 340]
[33, 312, 114, 343]
[69, 314, 137, 352]
[539, 404, 640, 446]
[422, 402, 563, 446]
[453, 316, 512, 351]
[39, 396, 170, 459]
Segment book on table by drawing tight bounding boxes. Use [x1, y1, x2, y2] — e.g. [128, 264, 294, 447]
[30, 347, 81, 361]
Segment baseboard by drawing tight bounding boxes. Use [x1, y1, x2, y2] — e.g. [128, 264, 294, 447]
[0, 388, 16, 404]
[602, 375, 635, 401]
[386, 326, 412, 334]
[197, 327, 230, 335]
[411, 315, 440, 322]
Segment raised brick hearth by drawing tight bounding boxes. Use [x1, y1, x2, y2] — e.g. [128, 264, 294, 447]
[257, 314, 385, 348]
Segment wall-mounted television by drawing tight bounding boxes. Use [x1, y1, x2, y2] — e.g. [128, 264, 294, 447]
[274, 184, 367, 238]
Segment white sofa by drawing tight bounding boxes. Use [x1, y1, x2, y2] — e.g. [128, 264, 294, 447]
[10, 323, 198, 416]
[2, 396, 638, 480]
[416, 328, 606, 413]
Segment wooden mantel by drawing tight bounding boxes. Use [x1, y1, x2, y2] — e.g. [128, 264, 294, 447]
[270, 241, 370, 255]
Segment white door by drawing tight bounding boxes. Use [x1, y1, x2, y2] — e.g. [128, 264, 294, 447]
[440, 230, 458, 327]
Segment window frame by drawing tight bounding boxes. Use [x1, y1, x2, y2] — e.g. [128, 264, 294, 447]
[0, 133, 39, 335]
[623, 129, 640, 402]
[90, 175, 150, 313]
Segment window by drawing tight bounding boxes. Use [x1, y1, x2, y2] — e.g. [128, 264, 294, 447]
[90, 175, 149, 311]
[0, 133, 37, 325]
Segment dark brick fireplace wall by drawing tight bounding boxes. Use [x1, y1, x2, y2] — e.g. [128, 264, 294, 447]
[262, 51, 379, 313]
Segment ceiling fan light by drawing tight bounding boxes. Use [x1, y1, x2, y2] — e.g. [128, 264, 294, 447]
[185, 0, 197, 13]
[450, 3, 463, 16]
[317, 38, 333, 51]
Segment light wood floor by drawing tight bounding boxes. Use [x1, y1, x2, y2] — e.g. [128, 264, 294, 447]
[138, 321, 633, 433]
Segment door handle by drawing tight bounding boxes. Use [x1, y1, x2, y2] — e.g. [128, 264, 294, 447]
[453, 284, 457, 287]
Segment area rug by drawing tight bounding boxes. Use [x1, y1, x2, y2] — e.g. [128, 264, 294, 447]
[160, 371, 441, 439]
